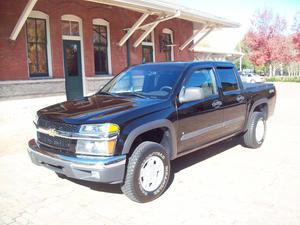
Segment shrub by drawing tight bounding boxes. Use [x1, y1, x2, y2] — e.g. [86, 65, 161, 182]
[266, 76, 300, 83]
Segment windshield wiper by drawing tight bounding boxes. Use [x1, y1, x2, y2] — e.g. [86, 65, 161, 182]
[120, 92, 147, 99]
[97, 91, 119, 97]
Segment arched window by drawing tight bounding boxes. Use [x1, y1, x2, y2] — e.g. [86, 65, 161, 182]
[25, 11, 52, 77]
[61, 15, 82, 40]
[162, 28, 174, 61]
[92, 18, 111, 75]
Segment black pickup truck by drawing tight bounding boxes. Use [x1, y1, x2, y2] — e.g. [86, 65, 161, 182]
[28, 61, 276, 202]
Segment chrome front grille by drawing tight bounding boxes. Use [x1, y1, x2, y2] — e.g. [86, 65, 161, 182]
[38, 118, 78, 133]
[37, 132, 72, 150]
[36, 118, 78, 153]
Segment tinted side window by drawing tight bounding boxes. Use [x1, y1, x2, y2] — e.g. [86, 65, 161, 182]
[185, 68, 218, 98]
[216, 67, 239, 92]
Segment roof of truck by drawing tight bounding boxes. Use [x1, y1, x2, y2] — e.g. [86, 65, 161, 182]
[134, 61, 235, 68]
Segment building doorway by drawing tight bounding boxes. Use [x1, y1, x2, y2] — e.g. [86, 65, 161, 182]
[142, 31, 155, 63]
[63, 40, 83, 100]
[61, 15, 85, 100]
[142, 45, 154, 63]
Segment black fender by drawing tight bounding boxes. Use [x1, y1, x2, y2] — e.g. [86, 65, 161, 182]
[121, 119, 178, 160]
[244, 98, 268, 131]
[250, 98, 269, 117]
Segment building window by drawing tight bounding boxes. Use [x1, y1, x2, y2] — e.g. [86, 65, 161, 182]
[26, 18, 48, 77]
[61, 15, 83, 41]
[160, 28, 174, 61]
[61, 20, 80, 36]
[92, 19, 111, 75]
[142, 32, 155, 63]
[93, 25, 108, 74]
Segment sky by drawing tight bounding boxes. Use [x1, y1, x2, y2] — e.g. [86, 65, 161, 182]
[164, 0, 300, 52]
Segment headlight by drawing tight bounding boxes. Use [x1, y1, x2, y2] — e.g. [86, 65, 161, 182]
[76, 123, 119, 156]
[79, 123, 119, 138]
[33, 114, 39, 141]
[76, 139, 117, 156]
[33, 114, 39, 125]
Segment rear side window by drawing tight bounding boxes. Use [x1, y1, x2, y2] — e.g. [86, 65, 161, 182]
[216, 67, 239, 92]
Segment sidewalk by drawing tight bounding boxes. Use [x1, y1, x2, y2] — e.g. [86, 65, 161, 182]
[0, 95, 65, 156]
[1, 83, 300, 225]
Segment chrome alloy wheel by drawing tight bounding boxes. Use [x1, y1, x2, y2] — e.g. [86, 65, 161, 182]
[255, 118, 265, 143]
[139, 156, 165, 192]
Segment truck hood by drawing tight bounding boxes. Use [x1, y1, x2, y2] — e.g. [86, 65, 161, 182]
[37, 94, 169, 125]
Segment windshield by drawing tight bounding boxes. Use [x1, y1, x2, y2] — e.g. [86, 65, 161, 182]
[99, 64, 186, 98]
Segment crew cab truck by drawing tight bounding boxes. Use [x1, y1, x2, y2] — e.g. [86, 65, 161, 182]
[28, 61, 276, 203]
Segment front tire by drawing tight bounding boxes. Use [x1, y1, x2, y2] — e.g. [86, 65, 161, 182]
[121, 141, 170, 203]
[242, 112, 266, 148]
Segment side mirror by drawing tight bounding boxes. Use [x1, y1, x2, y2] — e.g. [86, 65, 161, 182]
[179, 87, 205, 103]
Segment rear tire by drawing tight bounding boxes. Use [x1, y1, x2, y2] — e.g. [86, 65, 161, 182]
[242, 112, 266, 148]
[121, 141, 170, 203]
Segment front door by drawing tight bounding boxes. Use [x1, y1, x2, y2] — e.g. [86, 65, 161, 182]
[177, 66, 224, 154]
[63, 40, 83, 100]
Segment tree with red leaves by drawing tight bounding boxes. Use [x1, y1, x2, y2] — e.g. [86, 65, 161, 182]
[292, 11, 300, 61]
[245, 9, 291, 76]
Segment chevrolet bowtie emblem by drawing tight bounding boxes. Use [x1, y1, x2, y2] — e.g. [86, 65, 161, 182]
[48, 128, 56, 137]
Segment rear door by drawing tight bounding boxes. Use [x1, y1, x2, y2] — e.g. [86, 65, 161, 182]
[215, 66, 247, 136]
[177, 66, 224, 153]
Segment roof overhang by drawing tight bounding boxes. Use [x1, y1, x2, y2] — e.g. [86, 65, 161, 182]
[10, 0, 240, 52]
[9, 0, 38, 40]
[194, 47, 244, 56]
[85, 0, 239, 49]
[85, 0, 240, 28]
[194, 47, 244, 60]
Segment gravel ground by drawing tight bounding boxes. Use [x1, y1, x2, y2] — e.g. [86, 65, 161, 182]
[0, 83, 300, 225]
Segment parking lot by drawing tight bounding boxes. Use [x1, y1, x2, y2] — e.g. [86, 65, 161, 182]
[0, 82, 300, 225]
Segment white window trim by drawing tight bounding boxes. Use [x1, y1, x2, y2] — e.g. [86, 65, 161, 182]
[92, 18, 112, 75]
[162, 28, 174, 61]
[26, 10, 53, 78]
[61, 14, 86, 96]
[142, 31, 155, 62]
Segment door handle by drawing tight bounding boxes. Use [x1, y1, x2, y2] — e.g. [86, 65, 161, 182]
[236, 95, 245, 102]
[212, 100, 222, 108]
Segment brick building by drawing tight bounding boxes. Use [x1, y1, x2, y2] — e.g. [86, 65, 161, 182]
[0, 0, 238, 99]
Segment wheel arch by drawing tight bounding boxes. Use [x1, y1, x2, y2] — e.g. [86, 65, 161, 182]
[244, 98, 269, 132]
[250, 98, 269, 119]
[122, 119, 177, 160]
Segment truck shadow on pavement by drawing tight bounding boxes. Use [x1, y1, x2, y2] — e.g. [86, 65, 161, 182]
[171, 137, 241, 173]
[64, 177, 123, 194]
[168, 137, 242, 187]
[64, 137, 242, 195]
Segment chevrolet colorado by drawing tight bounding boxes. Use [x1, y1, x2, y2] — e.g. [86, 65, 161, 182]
[28, 61, 276, 203]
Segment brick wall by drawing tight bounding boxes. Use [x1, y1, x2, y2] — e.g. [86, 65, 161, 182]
[0, 0, 29, 80]
[0, 0, 194, 82]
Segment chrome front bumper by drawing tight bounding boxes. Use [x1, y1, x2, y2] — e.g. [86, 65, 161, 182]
[27, 139, 126, 184]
